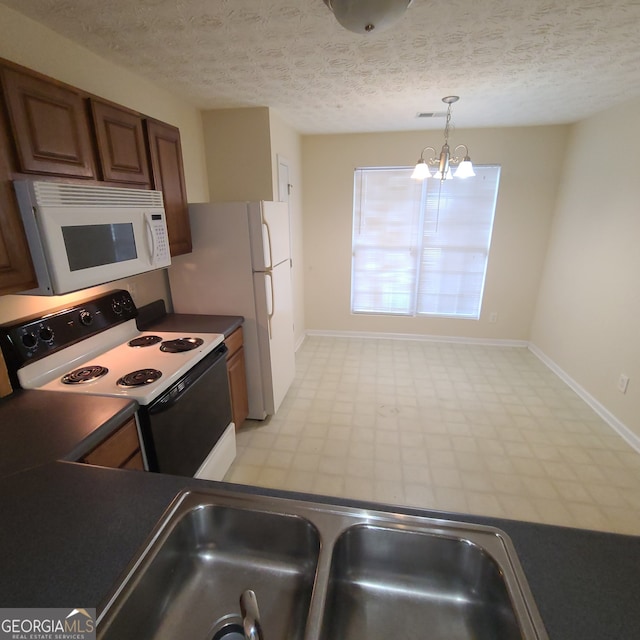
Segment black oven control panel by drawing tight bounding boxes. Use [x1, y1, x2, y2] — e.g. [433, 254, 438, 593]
[0, 290, 138, 373]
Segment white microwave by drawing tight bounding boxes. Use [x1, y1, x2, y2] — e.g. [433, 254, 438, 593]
[14, 180, 171, 296]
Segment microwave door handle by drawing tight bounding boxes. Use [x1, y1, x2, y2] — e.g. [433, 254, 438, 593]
[145, 213, 156, 264]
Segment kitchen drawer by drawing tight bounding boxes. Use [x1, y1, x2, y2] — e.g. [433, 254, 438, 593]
[225, 326, 244, 358]
[83, 418, 142, 469]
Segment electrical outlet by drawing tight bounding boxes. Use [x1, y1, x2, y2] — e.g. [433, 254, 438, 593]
[617, 374, 630, 394]
[489, 312, 498, 323]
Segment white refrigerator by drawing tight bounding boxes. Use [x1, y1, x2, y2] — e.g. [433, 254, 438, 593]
[168, 201, 295, 419]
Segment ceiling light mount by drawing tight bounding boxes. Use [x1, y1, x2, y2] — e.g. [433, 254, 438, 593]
[323, 0, 413, 34]
[411, 96, 475, 181]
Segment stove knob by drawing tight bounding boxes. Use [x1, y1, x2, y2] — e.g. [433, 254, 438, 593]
[79, 310, 93, 326]
[21, 332, 37, 349]
[39, 326, 54, 343]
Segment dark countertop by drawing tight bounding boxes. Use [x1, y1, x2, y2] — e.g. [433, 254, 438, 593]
[136, 299, 243, 337]
[0, 461, 639, 639]
[141, 313, 244, 336]
[0, 390, 137, 478]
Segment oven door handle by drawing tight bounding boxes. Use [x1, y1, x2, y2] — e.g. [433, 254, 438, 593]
[147, 343, 228, 414]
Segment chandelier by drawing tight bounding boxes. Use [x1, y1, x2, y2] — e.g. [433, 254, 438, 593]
[323, 0, 413, 34]
[411, 96, 475, 181]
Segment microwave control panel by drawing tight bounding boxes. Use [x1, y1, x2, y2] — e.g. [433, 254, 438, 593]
[147, 212, 171, 267]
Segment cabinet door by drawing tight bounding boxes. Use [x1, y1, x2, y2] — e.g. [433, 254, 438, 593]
[227, 345, 249, 429]
[1, 67, 95, 178]
[145, 119, 192, 256]
[91, 99, 150, 185]
[83, 418, 142, 469]
[0, 93, 37, 295]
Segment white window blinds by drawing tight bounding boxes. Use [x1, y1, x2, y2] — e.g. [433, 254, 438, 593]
[351, 166, 500, 319]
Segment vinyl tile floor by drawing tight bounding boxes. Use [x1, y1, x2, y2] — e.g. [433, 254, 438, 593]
[224, 336, 640, 535]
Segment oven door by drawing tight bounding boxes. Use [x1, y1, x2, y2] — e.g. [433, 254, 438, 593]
[138, 343, 233, 477]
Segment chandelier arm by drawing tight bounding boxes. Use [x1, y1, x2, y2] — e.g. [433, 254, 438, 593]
[418, 146, 438, 163]
[451, 144, 470, 165]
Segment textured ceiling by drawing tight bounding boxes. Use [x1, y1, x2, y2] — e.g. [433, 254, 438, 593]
[2, 0, 640, 134]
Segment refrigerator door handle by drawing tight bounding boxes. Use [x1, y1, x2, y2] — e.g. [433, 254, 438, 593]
[265, 270, 275, 339]
[262, 218, 274, 269]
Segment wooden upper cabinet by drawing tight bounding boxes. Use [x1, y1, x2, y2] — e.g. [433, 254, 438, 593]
[145, 119, 192, 256]
[0, 60, 194, 295]
[0, 83, 37, 295]
[90, 99, 150, 185]
[0, 67, 96, 178]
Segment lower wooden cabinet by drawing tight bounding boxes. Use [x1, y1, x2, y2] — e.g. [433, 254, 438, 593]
[82, 417, 144, 470]
[225, 327, 249, 429]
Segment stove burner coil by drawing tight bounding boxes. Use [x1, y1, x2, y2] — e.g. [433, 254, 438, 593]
[61, 365, 109, 384]
[128, 335, 163, 347]
[116, 369, 162, 387]
[160, 337, 204, 353]
[117, 369, 163, 387]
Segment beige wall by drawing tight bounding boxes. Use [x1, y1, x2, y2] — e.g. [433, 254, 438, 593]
[201, 107, 273, 202]
[530, 97, 640, 438]
[302, 126, 568, 340]
[200, 106, 306, 346]
[0, 4, 209, 323]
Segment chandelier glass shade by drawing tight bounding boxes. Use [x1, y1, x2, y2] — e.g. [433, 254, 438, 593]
[412, 97, 475, 181]
[323, 0, 413, 34]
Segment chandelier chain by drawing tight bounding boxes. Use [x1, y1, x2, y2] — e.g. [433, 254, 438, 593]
[443, 103, 453, 145]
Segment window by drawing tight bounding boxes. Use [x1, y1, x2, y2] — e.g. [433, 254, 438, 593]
[351, 165, 500, 319]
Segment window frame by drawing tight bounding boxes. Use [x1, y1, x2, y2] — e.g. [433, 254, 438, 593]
[350, 165, 501, 320]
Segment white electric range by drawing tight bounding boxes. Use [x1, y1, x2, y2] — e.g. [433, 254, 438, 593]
[0, 290, 236, 480]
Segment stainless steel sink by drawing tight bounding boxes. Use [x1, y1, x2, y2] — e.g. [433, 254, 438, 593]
[97, 502, 320, 639]
[97, 489, 548, 640]
[320, 524, 525, 640]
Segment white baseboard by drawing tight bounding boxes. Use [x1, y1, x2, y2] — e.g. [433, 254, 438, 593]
[304, 329, 528, 348]
[528, 343, 640, 455]
[294, 333, 306, 352]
